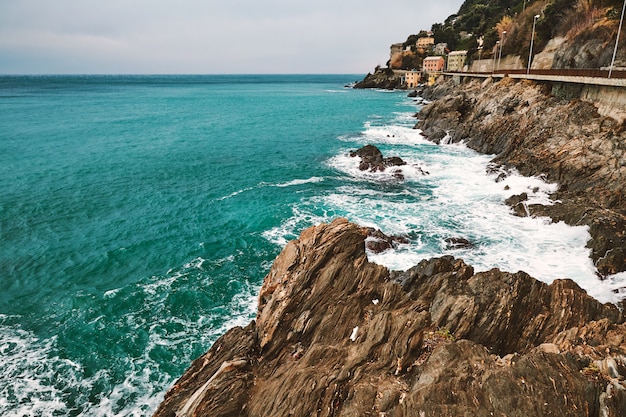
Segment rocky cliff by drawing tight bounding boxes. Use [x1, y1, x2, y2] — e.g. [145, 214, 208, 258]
[153, 219, 626, 417]
[354, 67, 404, 90]
[417, 77, 626, 277]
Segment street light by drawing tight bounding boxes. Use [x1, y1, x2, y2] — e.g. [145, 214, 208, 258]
[609, 0, 626, 78]
[497, 31, 507, 70]
[527, 14, 540, 74]
[493, 41, 500, 73]
[523, 0, 533, 11]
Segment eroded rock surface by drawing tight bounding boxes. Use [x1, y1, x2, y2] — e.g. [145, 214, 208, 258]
[417, 77, 626, 276]
[153, 219, 626, 417]
[350, 144, 407, 173]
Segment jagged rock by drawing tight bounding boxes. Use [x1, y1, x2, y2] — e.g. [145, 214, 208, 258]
[365, 227, 409, 253]
[153, 219, 626, 417]
[349, 144, 407, 174]
[505, 193, 530, 217]
[417, 77, 626, 275]
[444, 237, 474, 249]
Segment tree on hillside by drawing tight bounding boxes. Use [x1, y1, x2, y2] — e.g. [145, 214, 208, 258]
[432, 24, 459, 50]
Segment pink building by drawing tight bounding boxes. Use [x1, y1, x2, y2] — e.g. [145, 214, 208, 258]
[423, 56, 445, 73]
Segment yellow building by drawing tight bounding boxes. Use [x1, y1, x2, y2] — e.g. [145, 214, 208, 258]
[403, 70, 421, 88]
[416, 37, 435, 49]
[447, 50, 468, 72]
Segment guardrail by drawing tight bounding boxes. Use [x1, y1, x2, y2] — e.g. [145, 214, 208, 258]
[446, 68, 626, 79]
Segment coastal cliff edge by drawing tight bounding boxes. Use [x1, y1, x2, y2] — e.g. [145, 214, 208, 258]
[153, 218, 626, 417]
[418, 77, 626, 277]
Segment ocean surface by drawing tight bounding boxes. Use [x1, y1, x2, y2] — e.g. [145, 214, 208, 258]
[1, 74, 625, 416]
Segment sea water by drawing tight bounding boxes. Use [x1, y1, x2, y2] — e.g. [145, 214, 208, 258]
[1, 74, 624, 416]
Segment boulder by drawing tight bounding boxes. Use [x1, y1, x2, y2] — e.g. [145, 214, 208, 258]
[349, 144, 407, 173]
[365, 227, 409, 253]
[444, 237, 474, 249]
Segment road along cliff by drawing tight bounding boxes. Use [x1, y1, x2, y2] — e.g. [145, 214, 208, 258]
[417, 76, 626, 278]
[153, 219, 626, 417]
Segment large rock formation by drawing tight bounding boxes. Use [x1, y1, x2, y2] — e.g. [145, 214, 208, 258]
[350, 144, 407, 173]
[153, 219, 626, 417]
[354, 68, 403, 90]
[417, 77, 626, 276]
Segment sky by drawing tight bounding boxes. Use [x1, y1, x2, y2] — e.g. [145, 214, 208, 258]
[0, 0, 463, 74]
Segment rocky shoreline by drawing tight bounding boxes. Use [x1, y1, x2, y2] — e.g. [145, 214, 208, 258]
[417, 77, 626, 278]
[153, 219, 626, 417]
[151, 78, 626, 416]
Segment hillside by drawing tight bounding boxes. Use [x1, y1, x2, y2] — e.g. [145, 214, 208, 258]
[357, 0, 626, 87]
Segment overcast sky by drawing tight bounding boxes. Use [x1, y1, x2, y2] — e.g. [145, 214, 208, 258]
[0, 0, 463, 74]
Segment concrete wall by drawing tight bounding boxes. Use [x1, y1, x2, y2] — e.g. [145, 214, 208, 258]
[469, 59, 495, 72]
[531, 37, 566, 70]
[581, 84, 626, 123]
[468, 56, 524, 72]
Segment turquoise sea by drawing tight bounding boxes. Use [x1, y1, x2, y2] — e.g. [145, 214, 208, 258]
[1, 74, 624, 416]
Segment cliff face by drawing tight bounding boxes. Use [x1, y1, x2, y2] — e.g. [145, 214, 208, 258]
[153, 219, 626, 417]
[418, 77, 626, 276]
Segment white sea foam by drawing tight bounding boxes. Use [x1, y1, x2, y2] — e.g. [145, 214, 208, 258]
[217, 186, 255, 201]
[0, 247, 265, 417]
[327, 151, 429, 184]
[0, 324, 81, 417]
[359, 124, 429, 146]
[265, 115, 626, 304]
[263, 205, 329, 247]
[274, 177, 325, 188]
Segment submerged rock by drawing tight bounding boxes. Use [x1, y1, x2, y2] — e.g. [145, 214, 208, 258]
[153, 219, 626, 417]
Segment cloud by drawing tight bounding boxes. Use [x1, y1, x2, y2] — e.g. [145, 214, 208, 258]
[0, 0, 463, 74]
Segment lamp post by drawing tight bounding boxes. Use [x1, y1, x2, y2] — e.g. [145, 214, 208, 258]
[493, 41, 500, 73]
[609, 0, 626, 78]
[527, 14, 540, 74]
[497, 31, 506, 70]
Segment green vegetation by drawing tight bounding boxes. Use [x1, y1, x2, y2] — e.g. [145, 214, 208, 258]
[390, 0, 625, 71]
[402, 0, 624, 68]
[435, 327, 455, 341]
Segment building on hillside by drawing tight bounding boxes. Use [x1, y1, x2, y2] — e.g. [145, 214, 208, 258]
[447, 50, 468, 72]
[416, 37, 435, 49]
[389, 43, 405, 69]
[427, 73, 439, 86]
[403, 70, 421, 88]
[434, 43, 448, 56]
[390, 43, 403, 58]
[422, 56, 445, 73]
